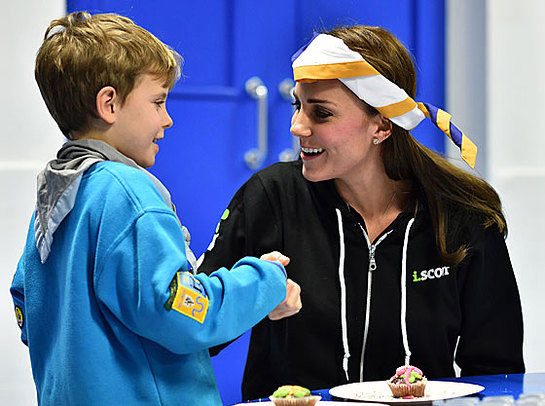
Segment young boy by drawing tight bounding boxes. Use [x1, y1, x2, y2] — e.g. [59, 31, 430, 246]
[10, 12, 288, 405]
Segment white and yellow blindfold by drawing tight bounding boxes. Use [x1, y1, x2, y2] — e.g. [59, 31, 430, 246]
[292, 33, 477, 168]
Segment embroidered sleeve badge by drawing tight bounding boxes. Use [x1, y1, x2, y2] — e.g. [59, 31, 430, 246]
[164, 272, 209, 324]
[14, 305, 24, 329]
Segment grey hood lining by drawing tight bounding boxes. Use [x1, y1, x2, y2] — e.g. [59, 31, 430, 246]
[34, 139, 196, 270]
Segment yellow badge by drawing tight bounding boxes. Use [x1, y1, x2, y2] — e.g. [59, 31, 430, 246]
[14, 305, 24, 329]
[171, 272, 209, 324]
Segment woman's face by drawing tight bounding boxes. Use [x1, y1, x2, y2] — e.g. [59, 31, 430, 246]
[291, 79, 383, 184]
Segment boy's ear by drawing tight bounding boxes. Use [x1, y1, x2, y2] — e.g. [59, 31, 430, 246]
[373, 114, 393, 142]
[96, 86, 118, 124]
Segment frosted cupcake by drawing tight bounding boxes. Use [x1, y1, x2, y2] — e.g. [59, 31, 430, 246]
[269, 385, 321, 406]
[388, 365, 427, 398]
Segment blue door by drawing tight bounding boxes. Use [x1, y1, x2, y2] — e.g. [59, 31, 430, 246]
[67, 1, 444, 404]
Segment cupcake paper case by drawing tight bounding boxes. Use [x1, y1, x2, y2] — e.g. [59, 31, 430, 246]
[388, 365, 427, 398]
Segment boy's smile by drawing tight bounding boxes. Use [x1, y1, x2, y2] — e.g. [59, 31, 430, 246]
[106, 73, 173, 168]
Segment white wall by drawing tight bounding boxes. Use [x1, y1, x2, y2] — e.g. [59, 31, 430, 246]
[448, 0, 545, 373]
[487, 0, 545, 373]
[0, 1, 65, 405]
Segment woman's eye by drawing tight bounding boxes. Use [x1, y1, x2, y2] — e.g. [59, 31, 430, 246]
[314, 108, 332, 119]
[155, 100, 166, 107]
[291, 101, 301, 110]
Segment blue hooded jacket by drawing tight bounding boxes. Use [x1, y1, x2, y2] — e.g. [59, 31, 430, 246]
[11, 160, 286, 405]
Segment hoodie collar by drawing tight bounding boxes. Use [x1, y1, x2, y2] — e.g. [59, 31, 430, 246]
[34, 139, 178, 264]
[309, 177, 423, 231]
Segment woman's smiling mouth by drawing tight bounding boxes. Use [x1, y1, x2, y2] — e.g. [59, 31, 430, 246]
[301, 147, 324, 157]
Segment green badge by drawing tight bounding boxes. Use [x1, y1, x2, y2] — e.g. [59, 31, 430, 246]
[215, 209, 230, 233]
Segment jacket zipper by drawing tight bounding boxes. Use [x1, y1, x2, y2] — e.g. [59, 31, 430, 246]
[358, 224, 392, 381]
[369, 244, 377, 271]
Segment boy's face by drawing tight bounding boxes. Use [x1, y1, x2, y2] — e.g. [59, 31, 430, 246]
[108, 73, 173, 168]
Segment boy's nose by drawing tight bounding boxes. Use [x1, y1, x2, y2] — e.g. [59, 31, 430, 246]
[163, 110, 173, 129]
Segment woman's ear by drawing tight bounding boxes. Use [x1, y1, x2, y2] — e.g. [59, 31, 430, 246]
[95, 86, 118, 124]
[373, 114, 393, 143]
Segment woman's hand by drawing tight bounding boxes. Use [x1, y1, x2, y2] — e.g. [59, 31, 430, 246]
[268, 278, 302, 321]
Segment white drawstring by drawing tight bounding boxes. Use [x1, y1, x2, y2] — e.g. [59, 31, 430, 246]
[401, 217, 415, 366]
[335, 208, 351, 382]
[360, 263, 373, 381]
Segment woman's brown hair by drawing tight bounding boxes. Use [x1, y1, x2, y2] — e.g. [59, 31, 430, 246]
[327, 25, 506, 265]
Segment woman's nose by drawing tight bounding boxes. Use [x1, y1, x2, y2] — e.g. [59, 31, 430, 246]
[290, 111, 311, 138]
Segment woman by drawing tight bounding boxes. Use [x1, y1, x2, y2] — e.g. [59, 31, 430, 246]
[198, 26, 524, 401]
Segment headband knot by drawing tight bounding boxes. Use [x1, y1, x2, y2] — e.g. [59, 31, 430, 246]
[291, 33, 477, 168]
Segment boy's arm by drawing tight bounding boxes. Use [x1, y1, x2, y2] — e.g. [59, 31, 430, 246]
[95, 208, 287, 355]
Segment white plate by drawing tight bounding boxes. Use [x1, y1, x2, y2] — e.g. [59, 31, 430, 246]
[329, 380, 485, 404]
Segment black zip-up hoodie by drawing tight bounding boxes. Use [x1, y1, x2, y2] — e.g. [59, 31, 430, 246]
[199, 160, 524, 401]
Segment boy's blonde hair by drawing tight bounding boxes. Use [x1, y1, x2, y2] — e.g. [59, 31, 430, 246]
[35, 11, 182, 138]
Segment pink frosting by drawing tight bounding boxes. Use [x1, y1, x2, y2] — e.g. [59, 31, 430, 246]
[394, 365, 423, 386]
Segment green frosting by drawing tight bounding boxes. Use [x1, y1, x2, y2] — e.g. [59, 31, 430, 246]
[273, 387, 291, 397]
[293, 389, 309, 397]
[402, 371, 423, 384]
[272, 385, 311, 398]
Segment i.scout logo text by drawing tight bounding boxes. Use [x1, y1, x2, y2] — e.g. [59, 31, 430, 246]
[412, 266, 450, 282]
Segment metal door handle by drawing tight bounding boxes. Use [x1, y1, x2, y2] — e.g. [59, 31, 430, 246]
[278, 78, 298, 162]
[244, 77, 268, 170]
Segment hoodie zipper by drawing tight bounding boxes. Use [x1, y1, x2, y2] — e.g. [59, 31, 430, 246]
[368, 244, 377, 271]
[358, 224, 392, 381]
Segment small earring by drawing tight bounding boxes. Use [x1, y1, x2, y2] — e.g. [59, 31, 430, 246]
[373, 138, 380, 145]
